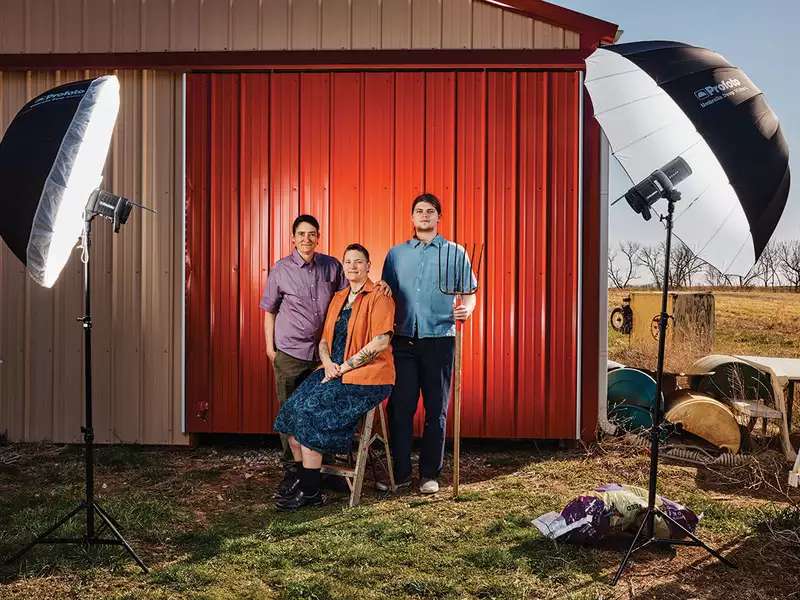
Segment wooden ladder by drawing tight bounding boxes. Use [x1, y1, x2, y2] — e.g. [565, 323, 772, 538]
[320, 403, 396, 507]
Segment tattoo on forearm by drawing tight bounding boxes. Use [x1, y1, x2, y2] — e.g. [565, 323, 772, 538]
[344, 334, 391, 370]
[319, 340, 331, 360]
[350, 348, 379, 368]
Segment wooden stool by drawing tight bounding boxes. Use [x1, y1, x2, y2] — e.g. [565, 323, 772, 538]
[320, 402, 396, 507]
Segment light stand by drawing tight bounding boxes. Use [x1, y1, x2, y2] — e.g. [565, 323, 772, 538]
[612, 167, 734, 584]
[4, 197, 148, 573]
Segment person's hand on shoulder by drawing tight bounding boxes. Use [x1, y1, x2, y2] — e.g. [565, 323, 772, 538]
[374, 280, 393, 297]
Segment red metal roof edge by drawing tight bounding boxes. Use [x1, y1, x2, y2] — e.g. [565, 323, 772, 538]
[480, 0, 618, 47]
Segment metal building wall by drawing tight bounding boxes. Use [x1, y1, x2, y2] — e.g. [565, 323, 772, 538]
[186, 70, 581, 438]
[0, 0, 578, 53]
[0, 70, 187, 445]
[0, 0, 601, 444]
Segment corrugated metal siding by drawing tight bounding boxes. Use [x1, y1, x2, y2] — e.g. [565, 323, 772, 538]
[0, 0, 579, 53]
[0, 70, 187, 445]
[186, 70, 581, 438]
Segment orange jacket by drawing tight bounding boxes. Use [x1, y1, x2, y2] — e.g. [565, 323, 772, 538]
[320, 278, 395, 386]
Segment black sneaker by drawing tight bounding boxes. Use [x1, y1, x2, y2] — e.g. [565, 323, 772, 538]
[275, 489, 325, 511]
[273, 465, 301, 499]
[375, 478, 412, 492]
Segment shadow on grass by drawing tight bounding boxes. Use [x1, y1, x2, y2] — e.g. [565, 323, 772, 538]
[0, 476, 199, 576]
[627, 528, 798, 600]
[691, 459, 800, 505]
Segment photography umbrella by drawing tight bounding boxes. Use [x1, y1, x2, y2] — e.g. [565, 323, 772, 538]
[585, 40, 790, 277]
[0, 76, 120, 286]
[584, 41, 791, 583]
[1, 76, 147, 572]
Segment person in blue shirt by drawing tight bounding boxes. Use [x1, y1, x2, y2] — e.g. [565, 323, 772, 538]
[380, 193, 477, 494]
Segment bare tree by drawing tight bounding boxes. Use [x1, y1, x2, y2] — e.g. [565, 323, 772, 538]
[752, 241, 781, 288]
[637, 244, 663, 288]
[636, 242, 704, 289]
[608, 241, 641, 288]
[705, 264, 731, 287]
[778, 240, 800, 291]
[669, 243, 705, 288]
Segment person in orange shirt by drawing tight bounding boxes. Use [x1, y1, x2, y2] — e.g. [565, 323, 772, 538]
[273, 243, 395, 510]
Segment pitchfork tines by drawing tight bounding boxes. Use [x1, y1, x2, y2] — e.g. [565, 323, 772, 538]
[438, 241, 484, 296]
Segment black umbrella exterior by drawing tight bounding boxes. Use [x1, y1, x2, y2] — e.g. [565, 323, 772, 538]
[0, 75, 119, 287]
[585, 40, 790, 276]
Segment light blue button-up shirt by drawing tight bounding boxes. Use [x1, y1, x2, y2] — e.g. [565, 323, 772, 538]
[382, 234, 477, 338]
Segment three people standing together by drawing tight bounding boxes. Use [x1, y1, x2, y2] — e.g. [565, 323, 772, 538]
[261, 194, 477, 510]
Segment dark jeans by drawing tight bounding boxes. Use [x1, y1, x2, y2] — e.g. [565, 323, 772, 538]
[273, 350, 318, 462]
[388, 335, 455, 481]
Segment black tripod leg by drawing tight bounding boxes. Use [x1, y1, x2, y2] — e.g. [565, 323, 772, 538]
[93, 502, 122, 531]
[3, 502, 86, 566]
[612, 507, 653, 585]
[656, 509, 736, 568]
[92, 504, 148, 573]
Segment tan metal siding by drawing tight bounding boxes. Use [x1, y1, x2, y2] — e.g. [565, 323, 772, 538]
[0, 0, 25, 52]
[0, 71, 27, 442]
[0, 70, 187, 445]
[291, 0, 322, 50]
[351, 0, 382, 49]
[502, 11, 533, 49]
[381, 0, 412, 49]
[113, 0, 144, 53]
[55, 0, 83, 53]
[411, 0, 442, 49]
[564, 29, 580, 49]
[142, 0, 171, 52]
[172, 0, 200, 52]
[85, 0, 114, 53]
[472, 2, 503, 49]
[231, 0, 260, 51]
[534, 20, 565, 49]
[321, 0, 351, 49]
[26, 0, 54, 53]
[442, 0, 473, 48]
[201, 0, 231, 51]
[0, 0, 578, 53]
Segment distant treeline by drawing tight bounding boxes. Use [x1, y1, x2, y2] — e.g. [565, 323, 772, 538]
[608, 240, 800, 290]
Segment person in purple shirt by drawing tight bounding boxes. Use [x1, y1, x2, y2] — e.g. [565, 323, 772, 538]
[260, 214, 390, 498]
[260, 215, 346, 471]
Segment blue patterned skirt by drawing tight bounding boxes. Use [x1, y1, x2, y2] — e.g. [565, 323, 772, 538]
[274, 369, 392, 454]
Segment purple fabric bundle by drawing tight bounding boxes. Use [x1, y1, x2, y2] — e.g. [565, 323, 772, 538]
[533, 483, 699, 544]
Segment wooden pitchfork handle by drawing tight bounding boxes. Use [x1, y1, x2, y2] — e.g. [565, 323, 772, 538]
[453, 323, 463, 498]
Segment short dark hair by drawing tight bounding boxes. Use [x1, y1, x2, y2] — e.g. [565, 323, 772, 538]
[344, 243, 370, 262]
[292, 214, 320, 235]
[411, 193, 442, 215]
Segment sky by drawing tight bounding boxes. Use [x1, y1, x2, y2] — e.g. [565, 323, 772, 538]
[552, 0, 800, 249]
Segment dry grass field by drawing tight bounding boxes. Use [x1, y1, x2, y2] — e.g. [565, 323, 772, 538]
[608, 288, 800, 370]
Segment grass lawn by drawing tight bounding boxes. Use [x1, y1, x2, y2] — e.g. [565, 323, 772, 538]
[1, 442, 798, 600]
[1, 289, 799, 599]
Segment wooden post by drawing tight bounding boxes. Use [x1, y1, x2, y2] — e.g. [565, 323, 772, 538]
[453, 326, 463, 498]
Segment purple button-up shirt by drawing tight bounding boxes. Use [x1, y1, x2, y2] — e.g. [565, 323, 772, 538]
[260, 249, 347, 361]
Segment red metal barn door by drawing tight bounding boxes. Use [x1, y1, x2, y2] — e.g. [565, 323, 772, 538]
[186, 70, 582, 439]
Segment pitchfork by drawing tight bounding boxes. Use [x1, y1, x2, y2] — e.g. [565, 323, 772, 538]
[439, 241, 484, 498]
